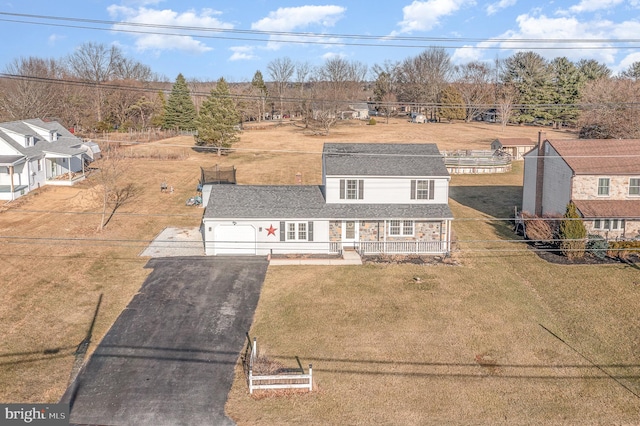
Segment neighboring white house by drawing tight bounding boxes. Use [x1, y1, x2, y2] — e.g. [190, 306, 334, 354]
[0, 118, 100, 201]
[203, 143, 453, 256]
[522, 132, 640, 239]
[347, 103, 370, 120]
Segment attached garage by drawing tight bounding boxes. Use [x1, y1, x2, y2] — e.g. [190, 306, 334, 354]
[213, 225, 256, 255]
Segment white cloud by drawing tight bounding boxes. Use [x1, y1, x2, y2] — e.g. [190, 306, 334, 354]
[107, 5, 233, 53]
[395, 0, 473, 34]
[451, 45, 484, 64]
[616, 51, 640, 74]
[229, 46, 258, 61]
[322, 51, 347, 60]
[463, 14, 617, 65]
[251, 5, 346, 51]
[569, 0, 624, 13]
[47, 34, 66, 46]
[486, 0, 517, 16]
[251, 5, 346, 32]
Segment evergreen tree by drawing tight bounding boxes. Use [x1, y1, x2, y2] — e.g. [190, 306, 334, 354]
[438, 86, 465, 121]
[559, 202, 587, 259]
[251, 70, 268, 122]
[548, 57, 582, 128]
[195, 78, 240, 152]
[151, 91, 166, 128]
[163, 73, 196, 130]
[502, 52, 553, 124]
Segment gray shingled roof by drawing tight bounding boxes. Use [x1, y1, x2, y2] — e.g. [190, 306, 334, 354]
[0, 119, 86, 159]
[323, 143, 449, 177]
[204, 185, 453, 220]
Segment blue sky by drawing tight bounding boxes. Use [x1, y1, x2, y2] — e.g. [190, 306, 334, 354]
[1, 0, 640, 81]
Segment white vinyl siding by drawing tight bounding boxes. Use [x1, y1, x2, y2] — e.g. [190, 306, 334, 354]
[340, 179, 364, 200]
[411, 179, 435, 200]
[283, 221, 312, 241]
[325, 177, 449, 204]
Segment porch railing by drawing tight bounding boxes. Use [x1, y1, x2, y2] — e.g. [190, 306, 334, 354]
[356, 241, 447, 255]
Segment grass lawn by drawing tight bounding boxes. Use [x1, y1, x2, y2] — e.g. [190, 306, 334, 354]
[2, 119, 638, 424]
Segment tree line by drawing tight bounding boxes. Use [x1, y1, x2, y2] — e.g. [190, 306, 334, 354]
[3, 42, 640, 145]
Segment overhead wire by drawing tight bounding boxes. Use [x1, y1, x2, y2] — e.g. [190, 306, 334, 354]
[1, 12, 639, 50]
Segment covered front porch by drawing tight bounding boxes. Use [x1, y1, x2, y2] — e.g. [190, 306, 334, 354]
[44, 152, 86, 186]
[328, 219, 452, 255]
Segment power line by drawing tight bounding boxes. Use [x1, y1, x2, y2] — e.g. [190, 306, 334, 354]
[1, 12, 639, 50]
[5, 73, 640, 115]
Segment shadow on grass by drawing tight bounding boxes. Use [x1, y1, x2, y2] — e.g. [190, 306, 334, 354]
[449, 185, 522, 219]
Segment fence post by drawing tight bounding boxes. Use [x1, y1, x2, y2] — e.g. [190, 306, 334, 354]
[252, 337, 257, 367]
[249, 367, 253, 394]
[308, 364, 313, 391]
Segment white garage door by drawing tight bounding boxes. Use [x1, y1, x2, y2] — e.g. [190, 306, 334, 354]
[214, 225, 256, 255]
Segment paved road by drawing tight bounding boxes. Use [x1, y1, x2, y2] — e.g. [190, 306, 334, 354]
[62, 256, 269, 426]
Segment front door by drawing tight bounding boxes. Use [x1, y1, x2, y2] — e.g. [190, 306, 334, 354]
[342, 220, 358, 249]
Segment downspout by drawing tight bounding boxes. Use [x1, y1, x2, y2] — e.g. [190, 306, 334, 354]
[9, 165, 14, 200]
[534, 131, 547, 216]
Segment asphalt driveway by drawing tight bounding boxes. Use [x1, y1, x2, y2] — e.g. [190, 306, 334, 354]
[62, 256, 269, 426]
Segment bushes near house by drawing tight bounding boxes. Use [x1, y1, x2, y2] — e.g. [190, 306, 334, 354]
[369, 118, 377, 125]
[558, 202, 587, 259]
[607, 240, 640, 260]
[587, 234, 608, 259]
[520, 212, 557, 242]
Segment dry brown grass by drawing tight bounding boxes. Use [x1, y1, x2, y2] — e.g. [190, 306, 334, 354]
[3, 119, 638, 425]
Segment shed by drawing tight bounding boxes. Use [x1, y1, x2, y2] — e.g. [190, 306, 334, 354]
[491, 138, 534, 160]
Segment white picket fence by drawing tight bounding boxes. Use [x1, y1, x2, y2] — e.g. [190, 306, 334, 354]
[243, 336, 313, 394]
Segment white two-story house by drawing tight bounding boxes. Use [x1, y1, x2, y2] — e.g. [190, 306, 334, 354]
[202, 143, 453, 256]
[0, 118, 100, 200]
[522, 133, 640, 239]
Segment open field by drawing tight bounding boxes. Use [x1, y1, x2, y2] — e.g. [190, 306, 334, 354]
[2, 119, 638, 424]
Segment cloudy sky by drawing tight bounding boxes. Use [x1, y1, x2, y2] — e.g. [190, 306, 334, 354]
[1, 0, 640, 81]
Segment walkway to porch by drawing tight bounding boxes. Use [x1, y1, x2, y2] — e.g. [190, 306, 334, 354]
[269, 250, 362, 266]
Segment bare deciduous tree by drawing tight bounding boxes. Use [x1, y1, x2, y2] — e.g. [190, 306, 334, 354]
[94, 148, 140, 231]
[0, 57, 64, 121]
[453, 61, 495, 122]
[311, 57, 367, 133]
[397, 48, 452, 117]
[578, 77, 640, 138]
[267, 57, 295, 121]
[496, 83, 517, 131]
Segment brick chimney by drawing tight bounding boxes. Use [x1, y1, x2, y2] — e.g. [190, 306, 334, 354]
[534, 131, 546, 216]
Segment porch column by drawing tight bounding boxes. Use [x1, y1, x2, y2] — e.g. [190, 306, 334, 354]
[383, 219, 387, 253]
[9, 165, 14, 200]
[69, 159, 72, 181]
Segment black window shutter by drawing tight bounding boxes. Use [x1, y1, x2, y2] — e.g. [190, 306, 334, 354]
[429, 180, 435, 200]
[410, 180, 416, 199]
[280, 221, 285, 241]
[339, 180, 345, 199]
[358, 179, 364, 199]
[308, 221, 313, 241]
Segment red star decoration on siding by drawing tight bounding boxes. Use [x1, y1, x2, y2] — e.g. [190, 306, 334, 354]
[266, 224, 277, 236]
